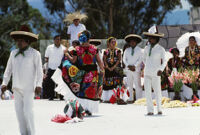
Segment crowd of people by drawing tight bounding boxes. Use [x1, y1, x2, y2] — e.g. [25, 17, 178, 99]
[1, 11, 200, 135]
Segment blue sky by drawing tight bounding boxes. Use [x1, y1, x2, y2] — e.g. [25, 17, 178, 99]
[27, 0, 191, 25]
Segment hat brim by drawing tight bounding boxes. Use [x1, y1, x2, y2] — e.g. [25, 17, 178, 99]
[10, 31, 38, 43]
[143, 32, 164, 38]
[125, 34, 142, 43]
[89, 39, 101, 46]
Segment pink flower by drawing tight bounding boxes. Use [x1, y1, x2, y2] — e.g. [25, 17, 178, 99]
[83, 72, 94, 83]
[70, 82, 80, 93]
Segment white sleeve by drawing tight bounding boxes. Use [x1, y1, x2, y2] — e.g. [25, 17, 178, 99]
[143, 46, 148, 64]
[67, 25, 71, 34]
[34, 51, 43, 87]
[45, 46, 49, 58]
[159, 48, 167, 71]
[134, 49, 144, 67]
[123, 49, 128, 68]
[2, 52, 13, 86]
[83, 24, 86, 30]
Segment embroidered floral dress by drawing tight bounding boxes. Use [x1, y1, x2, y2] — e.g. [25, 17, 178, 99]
[59, 45, 102, 101]
[183, 45, 200, 69]
[103, 48, 122, 90]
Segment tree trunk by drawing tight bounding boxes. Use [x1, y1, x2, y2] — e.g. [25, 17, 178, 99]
[108, 0, 113, 35]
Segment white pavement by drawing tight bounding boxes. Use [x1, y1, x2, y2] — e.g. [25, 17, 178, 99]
[0, 100, 200, 135]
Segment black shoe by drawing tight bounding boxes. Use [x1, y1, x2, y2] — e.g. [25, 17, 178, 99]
[147, 112, 154, 115]
[85, 110, 92, 116]
[127, 100, 134, 104]
[158, 111, 162, 115]
[48, 97, 54, 101]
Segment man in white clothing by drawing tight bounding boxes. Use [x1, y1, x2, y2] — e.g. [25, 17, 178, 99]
[64, 11, 87, 46]
[1, 25, 43, 135]
[143, 26, 166, 115]
[123, 34, 143, 103]
[44, 35, 66, 100]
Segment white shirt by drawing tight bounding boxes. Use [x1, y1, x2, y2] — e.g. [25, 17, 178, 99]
[143, 44, 166, 77]
[123, 46, 143, 72]
[45, 44, 66, 70]
[67, 23, 86, 45]
[2, 47, 43, 91]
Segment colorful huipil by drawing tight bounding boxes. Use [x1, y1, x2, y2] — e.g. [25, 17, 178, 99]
[59, 45, 102, 100]
[183, 45, 200, 69]
[103, 48, 122, 90]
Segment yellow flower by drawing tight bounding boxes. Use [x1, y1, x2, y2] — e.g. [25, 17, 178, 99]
[69, 65, 79, 77]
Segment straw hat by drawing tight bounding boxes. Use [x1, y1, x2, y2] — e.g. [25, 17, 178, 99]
[10, 25, 38, 43]
[63, 11, 88, 24]
[143, 25, 164, 37]
[89, 39, 101, 46]
[124, 34, 142, 43]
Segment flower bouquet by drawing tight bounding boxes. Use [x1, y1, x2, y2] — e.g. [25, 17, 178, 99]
[168, 72, 184, 100]
[182, 68, 199, 99]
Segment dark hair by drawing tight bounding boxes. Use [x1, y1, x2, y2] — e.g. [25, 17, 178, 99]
[149, 36, 160, 43]
[54, 35, 61, 40]
[172, 48, 179, 54]
[81, 30, 91, 41]
[72, 40, 80, 46]
[189, 36, 196, 41]
[107, 37, 116, 43]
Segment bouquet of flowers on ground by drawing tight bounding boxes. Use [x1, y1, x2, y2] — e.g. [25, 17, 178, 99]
[168, 71, 184, 93]
[182, 68, 199, 92]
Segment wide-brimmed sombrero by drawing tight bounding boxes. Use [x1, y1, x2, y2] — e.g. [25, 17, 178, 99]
[143, 25, 164, 38]
[124, 34, 142, 43]
[89, 39, 101, 46]
[10, 25, 38, 43]
[63, 11, 88, 24]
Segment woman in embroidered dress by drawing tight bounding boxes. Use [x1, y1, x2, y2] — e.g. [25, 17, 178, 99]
[182, 36, 200, 69]
[101, 37, 123, 102]
[52, 30, 104, 116]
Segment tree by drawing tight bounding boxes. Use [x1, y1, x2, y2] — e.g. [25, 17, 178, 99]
[187, 0, 200, 7]
[0, 0, 51, 78]
[43, 0, 181, 39]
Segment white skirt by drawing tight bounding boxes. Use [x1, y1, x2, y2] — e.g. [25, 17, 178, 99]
[101, 90, 115, 101]
[51, 68, 99, 113]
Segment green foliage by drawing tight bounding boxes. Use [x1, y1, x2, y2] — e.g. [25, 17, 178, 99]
[173, 80, 183, 92]
[0, 0, 51, 78]
[187, 0, 200, 7]
[43, 0, 181, 38]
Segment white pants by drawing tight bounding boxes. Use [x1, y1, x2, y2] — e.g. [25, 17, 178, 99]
[144, 75, 162, 113]
[14, 89, 35, 135]
[126, 70, 143, 101]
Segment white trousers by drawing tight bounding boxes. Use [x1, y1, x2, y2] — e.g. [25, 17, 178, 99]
[14, 89, 35, 135]
[144, 75, 162, 113]
[126, 70, 143, 101]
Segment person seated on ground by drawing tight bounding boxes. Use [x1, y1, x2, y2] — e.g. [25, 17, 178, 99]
[167, 48, 182, 74]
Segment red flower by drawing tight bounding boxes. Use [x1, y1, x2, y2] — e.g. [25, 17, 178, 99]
[62, 67, 67, 77]
[89, 45, 97, 55]
[76, 46, 84, 55]
[85, 86, 96, 98]
[83, 54, 93, 64]
[93, 71, 98, 77]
